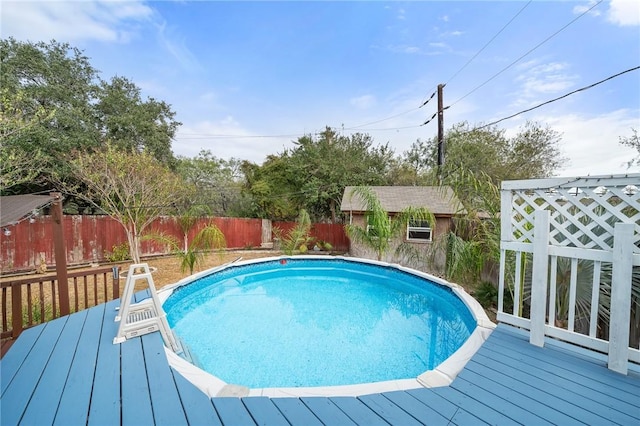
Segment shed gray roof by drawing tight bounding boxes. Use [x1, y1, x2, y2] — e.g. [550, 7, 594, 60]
[340, 186, 462, 215]
[0, 194, 56, 227]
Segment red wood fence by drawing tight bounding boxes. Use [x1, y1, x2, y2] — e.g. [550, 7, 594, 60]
[0, 216, 349, 273]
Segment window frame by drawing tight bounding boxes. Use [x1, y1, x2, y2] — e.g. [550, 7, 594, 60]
[406, 218, 432, 242]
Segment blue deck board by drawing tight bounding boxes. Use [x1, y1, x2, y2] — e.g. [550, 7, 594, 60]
[469, 347, 625, 424]
[449, 408, 489, 425]
[0, 316, 68, 426]
[54, 303, 105, 425]
[87, 300, 122, 426]
[379, 390, 451, 426]
[270, 397, 324, 426]
[241, 396, 291, 426]
[489, 327, 640, 397]
[329, 396, 390, 426]
[403, 388, 459, 420]
[121, 336, 155, 425]
[0, 324, 44, 395]
[356, 393, 424, 425]
[300, 397, 358, 425]
[451, 373, 555, 426]
[478, 338, 639, 423]
[141, 333, 189, 425]
[171, 369, 223, 425]
[211, 397, 257, 425]
[20, 309, 88, 425]
[458, 361, 585, 426]
[432, 386, 520, 425]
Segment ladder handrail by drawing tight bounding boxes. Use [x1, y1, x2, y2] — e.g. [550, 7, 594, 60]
[113, 263, 180, 353]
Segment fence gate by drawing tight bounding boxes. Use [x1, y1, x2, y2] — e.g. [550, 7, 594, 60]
[498, 174, 640, 374]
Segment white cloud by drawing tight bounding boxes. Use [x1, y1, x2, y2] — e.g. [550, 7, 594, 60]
[521, 109, 640, 176]
[1, 0, 154, 42]
[572, 1, 602, 17]
[512, 61, 578, 107]
[174, 117, 294, 162]
[350, 95, 377, 110]
[155, 20, 202, 72]
[606, 0, 640, 26]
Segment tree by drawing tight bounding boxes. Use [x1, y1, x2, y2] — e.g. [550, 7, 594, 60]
[58, 145, 185, 263]
[619, 128, 639, 169]
[344, 186, 434, 262]
[288, 127, 395, 222]
[176, 150, 252, 217]
[95, 76, 180, 168]
[0, 38, 101, 189]
[240, 154, 300, 220]
[0, 88, 50, 192]
[242, 127, 395, 222]
[402, 121, 565, 188]
[1, 38, 181, 195]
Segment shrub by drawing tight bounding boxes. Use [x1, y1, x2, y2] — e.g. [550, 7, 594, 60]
[105, 242, 131, 262]
[474, 281, 498, 308]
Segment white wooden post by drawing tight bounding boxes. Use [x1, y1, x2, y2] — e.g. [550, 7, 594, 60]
[608, 222, 634, 374]
[498, 189, 513, 315]
[530, 210, 550, 347]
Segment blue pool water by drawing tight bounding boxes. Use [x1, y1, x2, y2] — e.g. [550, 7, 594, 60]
[163, 258, 476, 388]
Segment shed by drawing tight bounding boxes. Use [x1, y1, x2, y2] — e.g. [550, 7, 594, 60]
[340, 186, 463, 270]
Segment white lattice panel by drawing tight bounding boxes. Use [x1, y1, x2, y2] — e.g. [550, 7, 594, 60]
[503, 175, 640, 253]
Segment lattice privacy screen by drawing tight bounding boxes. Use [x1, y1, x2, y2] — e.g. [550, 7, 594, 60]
[504, 176, 640, 253]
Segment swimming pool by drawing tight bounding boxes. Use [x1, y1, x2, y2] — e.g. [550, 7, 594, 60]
[160, 256, 495, 397]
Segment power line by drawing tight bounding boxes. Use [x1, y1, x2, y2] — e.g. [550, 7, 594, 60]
[449, 0, 604, 108]
[445, 0, 533, 86]
[475, 65, 640, 130]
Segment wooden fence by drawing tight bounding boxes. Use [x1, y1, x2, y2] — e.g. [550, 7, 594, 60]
[0, 216, 349, 273]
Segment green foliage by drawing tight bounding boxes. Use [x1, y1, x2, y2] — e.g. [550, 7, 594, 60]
[619, 128, 639, 169]
[1, 37, 180, 196]
[22, 297, 54, 326]
[242, 127, 394, 221]
[273, 209, 314, 255]
[474, 281, 498, 309]
[105, 242, 131, 262]
[176, 150, 252, 217]
[146, 221, 227, 275]
[399, 121, 565, 187]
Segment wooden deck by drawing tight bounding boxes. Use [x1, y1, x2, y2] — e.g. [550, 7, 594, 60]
[1, 299, 639, 425]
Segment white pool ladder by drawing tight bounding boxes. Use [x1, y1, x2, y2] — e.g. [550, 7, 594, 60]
[113, 263, 181, 353]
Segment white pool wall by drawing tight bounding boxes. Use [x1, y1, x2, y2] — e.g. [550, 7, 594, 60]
[160, 255, 496, 398]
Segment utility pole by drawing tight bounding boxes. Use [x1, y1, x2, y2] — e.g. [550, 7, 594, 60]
[437, 83, 445, 185]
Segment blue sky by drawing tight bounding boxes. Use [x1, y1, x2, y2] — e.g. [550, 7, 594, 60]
[3, 0, 639, 177]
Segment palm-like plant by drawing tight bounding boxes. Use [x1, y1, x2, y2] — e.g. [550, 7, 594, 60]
[344, 186, 434, 262]
[273, 209, 314, 255]
[147, 220, 226, 275]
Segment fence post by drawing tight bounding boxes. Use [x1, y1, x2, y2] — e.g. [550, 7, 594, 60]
[530, 210, 550, 347]
[51, 192, 70, 316]
[112, 266, 120, 300]
[608, 222, 633, 374]
[11, 282, 23, 339]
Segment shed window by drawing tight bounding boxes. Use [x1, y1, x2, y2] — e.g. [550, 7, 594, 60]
[406, 219, 432, 242]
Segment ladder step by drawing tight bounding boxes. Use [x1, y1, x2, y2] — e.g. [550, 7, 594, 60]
[114, 263, 179, 353]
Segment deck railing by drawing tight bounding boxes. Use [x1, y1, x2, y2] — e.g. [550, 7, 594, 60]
[497, 174, 640, 374]
[1, 267, 120, 340]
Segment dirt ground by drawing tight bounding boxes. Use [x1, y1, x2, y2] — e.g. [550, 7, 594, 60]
[131, 250, 282, 289]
